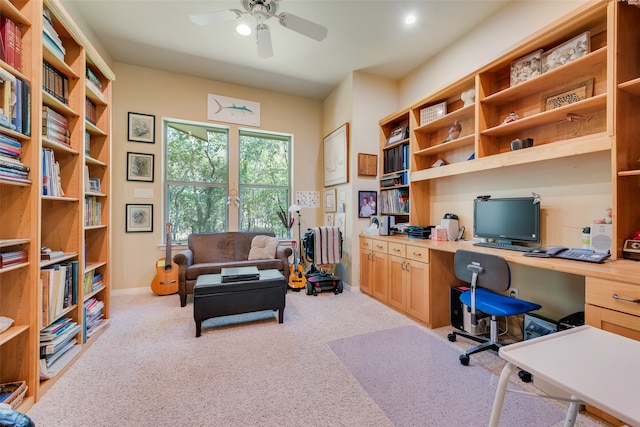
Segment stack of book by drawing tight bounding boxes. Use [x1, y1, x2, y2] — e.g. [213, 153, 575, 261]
[0, 133, 30, 184]
[379, 188, 409, 214]
[42, 7, 65, 61]
[39, 317, 81, 380]
[83, 298, 106, 341]
[85, 97, 96, 125]
[83, 271, 103, 294]
[84, 196, 102, 226]
[41, 147, 65, 197]
[1, 15, 22, 71]
[41, 260, 78, 325]
[42, 106, 70, 146]
[86, 68, 102, 93]
[42, 61, 68, 105]
[0, 250, 27, 268]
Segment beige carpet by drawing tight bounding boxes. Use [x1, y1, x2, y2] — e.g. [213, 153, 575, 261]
[27, 287, 608, 427]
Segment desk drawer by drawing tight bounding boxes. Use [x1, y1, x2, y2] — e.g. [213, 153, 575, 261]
[371, 240, 388, 253]
[360, 237, 373, 250]
[586, 277, 640, 317]
[406, 244, 429, 263]
[388, 242, 406, 258]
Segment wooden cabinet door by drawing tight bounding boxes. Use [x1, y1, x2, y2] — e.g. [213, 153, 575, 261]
[359, 248, 372, 295]
[406, 259, 429, 323]
[388, 254, 407, 311]
[585, 305, 640, 341]
[371, 251, 388, 302]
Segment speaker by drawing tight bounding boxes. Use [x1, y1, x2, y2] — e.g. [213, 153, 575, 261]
[590, 223, 612, 253]
[370, 215, 395, 236]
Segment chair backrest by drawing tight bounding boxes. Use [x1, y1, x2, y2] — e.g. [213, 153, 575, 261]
[454, 249, 511, 292]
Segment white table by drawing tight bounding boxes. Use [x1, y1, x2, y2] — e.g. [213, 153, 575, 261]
[489, 325, 640, 427]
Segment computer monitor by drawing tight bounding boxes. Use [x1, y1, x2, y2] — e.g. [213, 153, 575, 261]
[473, 197, 540, 245]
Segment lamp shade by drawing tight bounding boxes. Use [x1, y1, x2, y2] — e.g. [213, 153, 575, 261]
[288, 204, 301, 213]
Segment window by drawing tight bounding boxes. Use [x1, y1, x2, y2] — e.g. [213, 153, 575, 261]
[165, 121, 292, 242]
[239, 130, 292, 238]
[165, 121, 229, 242]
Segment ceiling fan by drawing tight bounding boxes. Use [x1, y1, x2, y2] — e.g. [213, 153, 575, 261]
[189, 0, 328, 58]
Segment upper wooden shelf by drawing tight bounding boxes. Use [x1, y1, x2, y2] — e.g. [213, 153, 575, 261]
[413, 134, 475, 157]
[413, 104, 474, 134]
[480, 94, 606, 137]
[481, 48, 607, 105]
[411, 132, 611, 182]
[619, 77, 640, 96]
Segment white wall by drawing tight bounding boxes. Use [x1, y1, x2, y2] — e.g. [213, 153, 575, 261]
[399, 0, 589, 106]
[111, 63, 322, 290]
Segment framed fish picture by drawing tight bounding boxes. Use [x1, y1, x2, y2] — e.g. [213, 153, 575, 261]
[207, 94, 261, 126]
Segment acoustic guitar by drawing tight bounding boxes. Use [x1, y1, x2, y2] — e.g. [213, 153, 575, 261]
[288, 240, 306, 290]
[151, 223, 179, 295]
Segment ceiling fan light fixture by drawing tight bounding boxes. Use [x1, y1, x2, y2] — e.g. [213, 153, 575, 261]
[236, 22, 252, 35]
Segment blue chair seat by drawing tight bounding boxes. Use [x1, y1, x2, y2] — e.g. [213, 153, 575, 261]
[460, 288, 541, 317]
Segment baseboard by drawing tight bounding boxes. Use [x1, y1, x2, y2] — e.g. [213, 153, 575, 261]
[111, 287, 151, 297]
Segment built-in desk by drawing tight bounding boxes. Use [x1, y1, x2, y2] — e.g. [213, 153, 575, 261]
[359, 234, 640, 337]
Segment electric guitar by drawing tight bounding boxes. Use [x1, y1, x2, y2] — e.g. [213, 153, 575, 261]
[151, 223, 179, 295]
[288, 240, 306, 289]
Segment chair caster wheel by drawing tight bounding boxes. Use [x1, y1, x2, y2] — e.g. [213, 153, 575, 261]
[518, 370, 532, 383]
[447, 333, 457, 342]
[459, 355, 470, 366]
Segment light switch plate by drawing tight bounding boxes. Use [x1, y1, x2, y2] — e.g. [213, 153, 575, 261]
[134, 188, 153, 198]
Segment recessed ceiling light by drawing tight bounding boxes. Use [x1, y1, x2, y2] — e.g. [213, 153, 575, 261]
[405, 14, 416, 25]
[236, 23, 252, 36]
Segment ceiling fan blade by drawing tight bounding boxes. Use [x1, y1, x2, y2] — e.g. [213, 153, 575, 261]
[256, 24, 273, 58]
[279, 12, 327, 41]
[189, 9, 242, 26]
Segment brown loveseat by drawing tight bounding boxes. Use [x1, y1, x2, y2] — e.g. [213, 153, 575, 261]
[173, 231, 292, 307]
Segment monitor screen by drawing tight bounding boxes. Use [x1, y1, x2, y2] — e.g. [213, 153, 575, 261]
[473, 197, 540, 244]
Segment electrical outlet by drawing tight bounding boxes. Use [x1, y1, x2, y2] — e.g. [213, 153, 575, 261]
[509, 288, 519, 299]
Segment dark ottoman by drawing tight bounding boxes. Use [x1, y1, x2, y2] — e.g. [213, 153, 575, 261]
[193, 269, 286, 337]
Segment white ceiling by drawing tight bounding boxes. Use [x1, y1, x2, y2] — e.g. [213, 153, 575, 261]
[60, 0, 510, 100]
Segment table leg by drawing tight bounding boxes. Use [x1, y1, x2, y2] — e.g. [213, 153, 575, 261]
[563, 396, 579, 427]
[195, 320, 201, 338]
[489, 361, 517, 427]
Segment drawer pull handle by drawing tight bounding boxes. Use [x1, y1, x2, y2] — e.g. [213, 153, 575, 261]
[376, 244, 384, 248]
[393, 248, 400, 252]
[412, 252, 422, 256]
[612, 293, 640, 303]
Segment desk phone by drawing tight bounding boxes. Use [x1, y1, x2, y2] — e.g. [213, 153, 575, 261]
[524, 247, 610, 263]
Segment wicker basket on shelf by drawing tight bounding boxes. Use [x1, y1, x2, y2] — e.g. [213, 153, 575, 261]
[0, 381, 27, 409]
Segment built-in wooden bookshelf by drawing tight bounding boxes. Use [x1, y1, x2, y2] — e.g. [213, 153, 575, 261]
[0, 0, 113, 409]
[378, 0, 640, 261]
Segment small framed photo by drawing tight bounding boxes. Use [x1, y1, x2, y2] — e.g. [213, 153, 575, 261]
[88, 178, 101, 193]
[128, 112, 155, 143]
[126, 204, 153, 233]
[325, 213, 334, 226]
[358, 190, 377, 218]
[127, 152, 154, 182]
[542, 31, 590, 73]
[510, 49, 543, 86]
[324, 188, 337, 213]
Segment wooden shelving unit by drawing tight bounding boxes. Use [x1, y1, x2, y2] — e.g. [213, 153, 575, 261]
[0, 0, 113, 410]
[376, 0, 639, 258]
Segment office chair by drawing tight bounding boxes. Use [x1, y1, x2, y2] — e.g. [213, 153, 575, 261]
[447, 249, 541, 365]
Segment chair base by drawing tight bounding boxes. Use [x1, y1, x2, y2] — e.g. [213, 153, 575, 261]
[448, 330, 502, 365]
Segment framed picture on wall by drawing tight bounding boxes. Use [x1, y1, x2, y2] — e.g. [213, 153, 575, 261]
[323, 123, 349, 187]
[358, 190, 377, 218]
[128, 112, 155, 143]
[126, 152, 154, 182]
[126, 204, 153, 232]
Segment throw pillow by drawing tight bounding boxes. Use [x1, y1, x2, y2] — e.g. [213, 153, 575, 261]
[248, 235, 279, 260]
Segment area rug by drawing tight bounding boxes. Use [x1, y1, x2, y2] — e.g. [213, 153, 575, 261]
[328, 325, 566, 427]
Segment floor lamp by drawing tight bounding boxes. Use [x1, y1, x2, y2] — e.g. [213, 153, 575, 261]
[288, 204, 302, 262]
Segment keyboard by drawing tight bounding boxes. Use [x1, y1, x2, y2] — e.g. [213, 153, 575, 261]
[473, 241, 534, 252]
